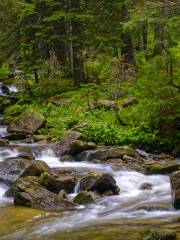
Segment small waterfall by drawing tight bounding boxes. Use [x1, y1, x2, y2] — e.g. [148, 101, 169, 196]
[74, 179, 81, 194]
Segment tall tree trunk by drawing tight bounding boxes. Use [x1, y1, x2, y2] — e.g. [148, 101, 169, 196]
[71, 0, 85, 86]
[121, 2, 135, 66]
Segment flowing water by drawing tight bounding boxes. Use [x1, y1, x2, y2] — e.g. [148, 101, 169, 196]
[0, 84, 180, 240]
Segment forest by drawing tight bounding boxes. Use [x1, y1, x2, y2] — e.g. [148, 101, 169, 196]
[0, 0, 179, 240]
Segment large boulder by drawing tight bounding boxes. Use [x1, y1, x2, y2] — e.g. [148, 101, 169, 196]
[8, 108, 44, 134]
[88, 174, 120, 195]
[14, 177, 75, 210]
[76, 146, 135, 162]
[69, 140, 97, 156]
[37, 172, 77, 194]
[145, 161, 179, 175]
[56, 131, 85, 156]
[170, 170, 180, 209]
[137, 229, 176, 240]
[0, 158, 50, 184]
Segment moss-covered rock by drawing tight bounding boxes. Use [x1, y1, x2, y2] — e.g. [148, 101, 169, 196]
[73, 191, 94, 205]
[76, 145, 135, 161]
[14, 177, 76, 210]
[8, 108, 44, 134]
[137, 229, 176, 240]
[145, 162, 179, 175]
[79, 175, 97, 191]
[37, 172, 76, 194]
[56, 131, 85, 156]
[69, 140, 97, 156]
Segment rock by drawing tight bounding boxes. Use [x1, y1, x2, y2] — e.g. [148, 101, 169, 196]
[121, 97, 138, 108]
[14, 177, 75, 210]
[33, 135, 47, 142]
[73, 191, 94, 205]
[8, 108, 44, 134]
[61, 154, 75, 162]
[37, 172, 76, 194]
[145, 162, 179, 175]
[76, 146, 135, 161]
[88, 174, 120, 195]
[56, 131, 85, 156]
[1, 85, 10, 95]
[137, 229, 176, 240]
[93, 100, 122, 111]
[69, 140, 97, 156]
[170, 170, 180, 209]
[0, 139, 9, 146]
[17, 152, 35, 160]
[2, 132, 27, 141]
[139, 182, 152, 190]
[79, 175, 97, 191]
[59, 190, 69, 200]
[0, 158, 50, 184]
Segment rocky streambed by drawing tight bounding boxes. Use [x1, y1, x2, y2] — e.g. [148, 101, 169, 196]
[0, 82, 180, 240]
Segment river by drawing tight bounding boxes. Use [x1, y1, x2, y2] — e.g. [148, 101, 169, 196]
[0, 83, 180, 240]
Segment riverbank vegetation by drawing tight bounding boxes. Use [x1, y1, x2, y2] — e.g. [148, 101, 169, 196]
[0, 0, 179, 154]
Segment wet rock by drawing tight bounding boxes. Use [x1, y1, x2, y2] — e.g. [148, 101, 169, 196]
[0, 158, 50, 184]
[170, 170, 180, 209]
[79, 175, 97, 191]
[0, 139, 9, 146]
[69, 140, 97, 156]
[1, 85, 10, 95]
[145, 161, 179, 175]
[59, 190, 69, 200]
[139, 182, 152, 190]
[88, 174, 120, 195]
[61, 154, 75, 162]
[73, 191, 94, 205]
[76, 146, 135, 161]
[37, 172, 76, 194]
[8, 108, 44, 134]
[17, 152, 35, 160]
[138, 229, 176, 240]
[14, 177, 75, 210]
[2, 132, 27, 141]
[56, 131, 85, 156]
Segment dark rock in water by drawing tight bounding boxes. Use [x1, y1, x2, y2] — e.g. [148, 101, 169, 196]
[2, 132, 27, 141]
[56, 131, 85, 156]
[1, 85, 10, 95]
[137, 229, 176, 240]
[79, 175, 97, 191]
[139, 182, 152, 190]
[76, 146, 135, 161]
[73, 191, 94, 205]
[88, 174, 120, 195]
[69, 140, 97, 156]
[170, 170, 180, 210]
[14, 177, 76, 210]
[145, 161, 179, 175]
[0, 158, 50, 184]
[37, 172, 76, 194]
[8, 108, 44, 134]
